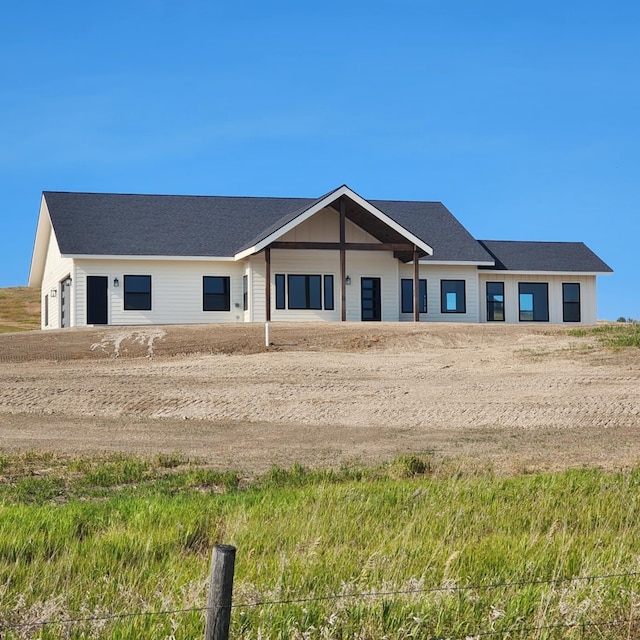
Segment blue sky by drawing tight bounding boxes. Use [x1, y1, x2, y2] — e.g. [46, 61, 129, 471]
[1, 1, 637, 319]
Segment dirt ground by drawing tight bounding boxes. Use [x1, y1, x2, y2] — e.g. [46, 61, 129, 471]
[0, 322, 639, 475]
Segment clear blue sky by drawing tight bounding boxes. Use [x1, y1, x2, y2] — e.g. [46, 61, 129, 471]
[1, 1, 637, 320]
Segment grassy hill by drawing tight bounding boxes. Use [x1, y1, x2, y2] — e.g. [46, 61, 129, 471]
[0, 286, 40, 333]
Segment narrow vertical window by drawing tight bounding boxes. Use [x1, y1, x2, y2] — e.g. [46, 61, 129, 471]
[486, 282, 505, 321]
[401, 279, 427, 313]
[44, 294, 49, 326]
[203, 276, 230, 311]
[242, 275, 248, 311]
[562, 283, 581, 322]
[275, 274, 285, 309]
[441, 280, 466, 313]
[324, 275, 334, 310]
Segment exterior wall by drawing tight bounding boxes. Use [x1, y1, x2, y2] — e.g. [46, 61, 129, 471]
[41, 230, 74, 329]
[477, 273, 598, 324]
[397, 263, 480, 323]
[74, 259, 245, 326]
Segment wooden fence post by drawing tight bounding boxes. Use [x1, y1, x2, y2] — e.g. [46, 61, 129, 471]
[204, 544, 236, 640]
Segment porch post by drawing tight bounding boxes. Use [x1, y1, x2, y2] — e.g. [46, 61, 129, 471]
[340, 199, 346, 322]
[265, 247, 271, 322]
[413, 245, 420, 323]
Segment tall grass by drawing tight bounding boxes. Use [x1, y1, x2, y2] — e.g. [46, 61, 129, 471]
[1, 453, 639, 638]
[569, 322, 640, 348]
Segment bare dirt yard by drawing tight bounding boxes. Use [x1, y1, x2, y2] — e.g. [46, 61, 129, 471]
[0, 322, 639, 474]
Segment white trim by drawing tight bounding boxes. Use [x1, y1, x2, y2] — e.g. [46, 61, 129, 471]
[421, 260, 496, 266]
[479, 270, 612, 276]
[28, 195, 53, 287]
[63, 254, 235, 262]
[234, 185, 434, 260]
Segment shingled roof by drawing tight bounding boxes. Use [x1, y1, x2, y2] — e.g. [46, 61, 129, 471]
[42, 189, 495, 264]
[478, 240, 613, 273]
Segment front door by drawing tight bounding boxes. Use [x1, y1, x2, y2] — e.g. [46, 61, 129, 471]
[87, 276, 108, 325]
[60, 277, 71, 328]
[361, 277, 381, 321]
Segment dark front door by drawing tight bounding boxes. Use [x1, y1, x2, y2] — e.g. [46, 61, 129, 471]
[361, 277, 381, 321]
[87, 276, 108, 325]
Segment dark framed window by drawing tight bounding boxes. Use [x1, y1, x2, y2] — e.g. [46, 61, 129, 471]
[401, 279, 427, 314]
[203, 276, 230, 311]
[519, 282, 549, 322]
[486, 282, 505, 322]
[275, 273, 334, 310]
[288, 275, 322, 310]
[324, 275, 334, 311]
[275, 274, 286, 309]
[562, 283, 581, 322]
[44, 294, 49, 326]
[441, 280, 466, 313]
[242, 275, 248, 311]
[124, 275, 151, 311]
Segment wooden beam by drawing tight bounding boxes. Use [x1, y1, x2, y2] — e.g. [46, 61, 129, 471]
[413, 245, 420, 323]
[269, 241, 418, 252]
[265, 247, 271, 322]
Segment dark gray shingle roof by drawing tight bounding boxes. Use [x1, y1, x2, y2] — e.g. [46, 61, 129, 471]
[44, 189, 495, 263]
[478, 240, 613, 273]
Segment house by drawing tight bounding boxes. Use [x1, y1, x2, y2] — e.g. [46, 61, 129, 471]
[28, 184, 612, 329]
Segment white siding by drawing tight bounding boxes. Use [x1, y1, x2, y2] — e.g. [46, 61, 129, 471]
[74, 259, 245, 326]
[397, 264, 480, 322]
[477, 273, 598, 324]
[40, 230, 73, 329]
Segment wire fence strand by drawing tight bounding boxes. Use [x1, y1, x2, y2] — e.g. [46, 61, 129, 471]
[2, 569, 638, 632]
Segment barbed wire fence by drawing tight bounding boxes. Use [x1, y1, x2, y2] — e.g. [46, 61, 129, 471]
[2, 546, 638, 639]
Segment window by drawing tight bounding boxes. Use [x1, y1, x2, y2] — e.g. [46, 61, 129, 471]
[242, 275, 248, 311]
[441, 280, 466, 313]
[563, 283, 581, 322]
[44, 294, 49, 326]
[401, 279, 427, 314]
[203, 276, 230, 311]
[288, 275, 322, 309]
[124, 275, 151, 310]
[518, 282, 548, 322]
[486, 282, 505, 321]
[275, 274, 334, 310]
[324, 275, 334, 311]
[275, 274, 286, 309]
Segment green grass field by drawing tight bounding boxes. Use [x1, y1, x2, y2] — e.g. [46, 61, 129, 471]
[1, 453, 639, 639]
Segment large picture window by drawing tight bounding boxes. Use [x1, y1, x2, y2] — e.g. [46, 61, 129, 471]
[486, 282, 505, 321]
[124, 275, 151, 311]
[275, 274, 334, 310]
[519, 282, 548, 322]
[401, 279, 427, 314]
[441, 280, 466, 313]
[562, 283, 581, 322]
[203, 276, 230, 311]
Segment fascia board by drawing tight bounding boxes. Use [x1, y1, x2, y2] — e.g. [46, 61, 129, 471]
[27, 195, 52, 287]
[234, 185, 434, 259]
[420, 260, 496, 266]
[66, 254, 236, 262]
[478, 270, 613, 276]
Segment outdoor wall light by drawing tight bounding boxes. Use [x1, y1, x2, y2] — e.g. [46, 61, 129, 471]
[113, 277, 120, 287]
[64, 277, 72, 287]
[345, 275, 352, 285]
[50, 289, 57, 298]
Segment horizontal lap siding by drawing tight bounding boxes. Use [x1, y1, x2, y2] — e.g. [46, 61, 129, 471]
[75, 259, 244, 326]
[41, 231, 73, 329]
[270, 250, 340, 322]
[398, 264, 479, 322]
[477, 273, 598, 324]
